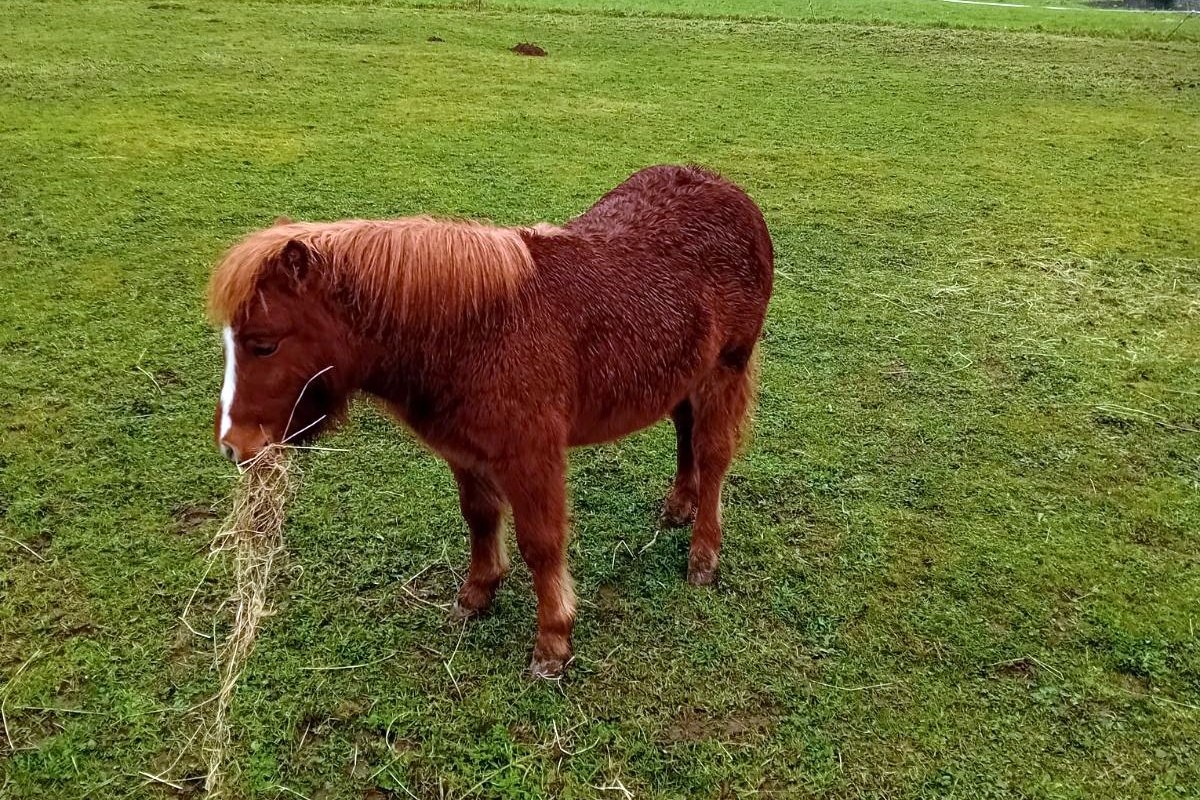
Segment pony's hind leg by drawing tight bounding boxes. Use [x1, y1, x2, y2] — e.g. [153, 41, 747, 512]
[663, 399, 699, 527]
[450, 465, 510, 619]
[687, 357, 754, 586]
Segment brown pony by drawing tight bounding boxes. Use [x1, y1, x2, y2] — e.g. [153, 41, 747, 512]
[208, 165, 773, 677]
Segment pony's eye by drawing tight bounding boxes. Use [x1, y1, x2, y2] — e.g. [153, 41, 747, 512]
[249, 341, 278, 358]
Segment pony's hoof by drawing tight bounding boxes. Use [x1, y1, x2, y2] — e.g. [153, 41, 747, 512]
[529, 642, 570, 679]
[661, 495, 697, 528]
[529, 654, 566, 680]
[450, 600, 481, 621]
[452, 579, 499, 620]
[687, 566, 718, 586]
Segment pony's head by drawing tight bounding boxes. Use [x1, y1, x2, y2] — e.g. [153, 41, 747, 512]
[207, 216, 536, 463]
[207, 220, 356, 464]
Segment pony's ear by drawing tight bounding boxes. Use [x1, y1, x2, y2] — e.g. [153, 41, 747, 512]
[278, 239, 312, 285]
[273, 215, 293, 226]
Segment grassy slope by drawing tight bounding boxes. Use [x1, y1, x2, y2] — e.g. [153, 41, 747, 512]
[313, 0, 1200, 41]
[1, 1, 1198, 797]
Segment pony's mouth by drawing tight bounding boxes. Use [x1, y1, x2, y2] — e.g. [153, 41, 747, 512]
[218, 425, 272, 465]
[281, 366, 336, 444]
[279, 410, 329, 446]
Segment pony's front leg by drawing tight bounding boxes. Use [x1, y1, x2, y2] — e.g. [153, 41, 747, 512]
[450, 465, 509, 620]
[498, 449, 575, 678]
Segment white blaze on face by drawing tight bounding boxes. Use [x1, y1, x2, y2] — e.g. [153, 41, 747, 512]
[219, 326, 237, 438]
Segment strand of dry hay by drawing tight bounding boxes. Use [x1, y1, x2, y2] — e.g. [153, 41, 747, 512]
[203, 446, 297, 797]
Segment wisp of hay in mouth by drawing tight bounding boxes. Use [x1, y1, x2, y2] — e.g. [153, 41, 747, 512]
[202, 446, 296, 796]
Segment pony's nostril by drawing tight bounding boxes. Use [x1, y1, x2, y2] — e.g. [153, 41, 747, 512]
[220, 443, 238, 462]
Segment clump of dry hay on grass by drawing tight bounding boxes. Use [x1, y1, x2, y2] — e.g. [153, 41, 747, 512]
[202, 446, 297, 797]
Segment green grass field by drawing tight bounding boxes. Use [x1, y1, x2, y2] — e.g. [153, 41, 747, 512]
[380, 0, 1200, 40]
[2, 0, 1199, 797]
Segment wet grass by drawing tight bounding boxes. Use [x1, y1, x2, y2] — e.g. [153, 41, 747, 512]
[1, 0, 1198, 797]
[376, 0, 1200, 41]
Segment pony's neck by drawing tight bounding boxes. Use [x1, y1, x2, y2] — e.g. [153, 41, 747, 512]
[352, 313, 493, 414]
[317, 218, 541, 417]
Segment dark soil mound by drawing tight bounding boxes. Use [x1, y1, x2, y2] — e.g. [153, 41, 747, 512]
[511, 42, 547, 57]
[427, 35, 444, 42]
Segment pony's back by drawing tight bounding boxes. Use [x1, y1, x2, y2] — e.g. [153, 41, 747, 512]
[563, 165, 772, 299]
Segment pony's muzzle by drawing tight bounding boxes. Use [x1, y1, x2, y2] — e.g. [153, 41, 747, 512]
[219, 428, 269, 464]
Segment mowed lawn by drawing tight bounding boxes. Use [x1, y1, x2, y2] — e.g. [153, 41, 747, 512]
[2, 0, 1199, 797]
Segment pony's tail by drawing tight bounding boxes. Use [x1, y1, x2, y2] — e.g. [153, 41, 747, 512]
[734, 344, 760, 457]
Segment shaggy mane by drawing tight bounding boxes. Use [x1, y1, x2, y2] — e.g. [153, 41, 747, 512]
[207, 217, 536, 326]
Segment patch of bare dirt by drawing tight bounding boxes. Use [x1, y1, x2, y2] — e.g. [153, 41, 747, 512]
[6, 531, 52, 558]
[988, 657, 1037, 681]
[980, 353, 1009, 382]
[293, 698, 375, 755]
[363, 789, 399, 800]
[595, 583, 621, 608]
[511, 42, 547, 57]
[1114, 672, 1150, 695]
[171, 503, 219, 535]
[882, 359, 911, 382]
[1130, 517, 1187, 549]
[663, 707, 775, 744]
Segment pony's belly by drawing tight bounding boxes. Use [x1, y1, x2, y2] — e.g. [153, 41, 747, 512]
[568, 400, 678, 447]
[567, 335, 713, 447]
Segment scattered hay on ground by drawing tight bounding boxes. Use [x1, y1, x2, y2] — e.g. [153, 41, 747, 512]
[201, 447, 297, 797]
